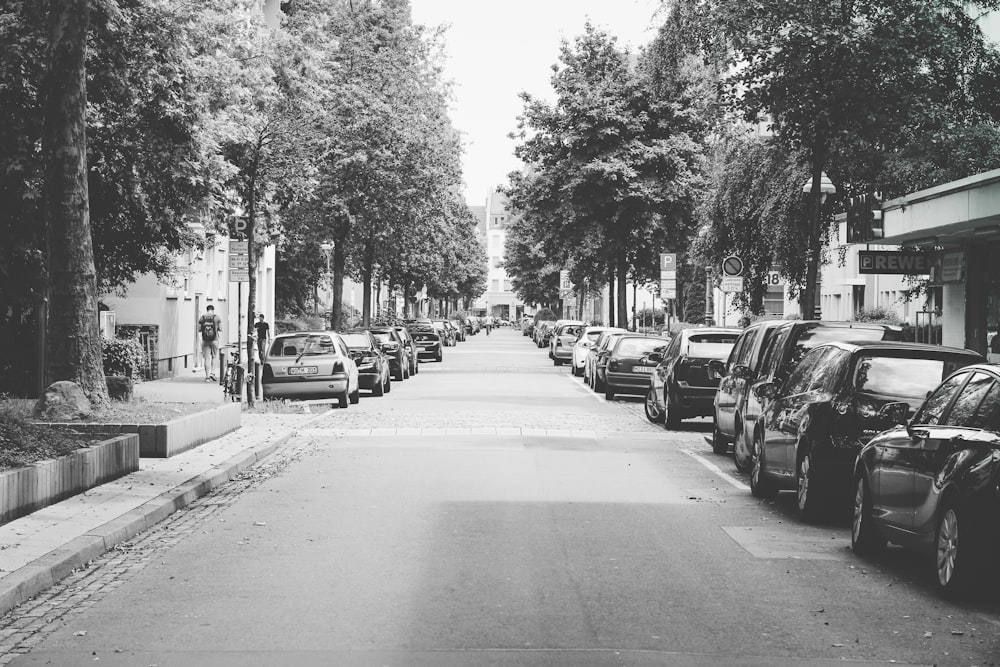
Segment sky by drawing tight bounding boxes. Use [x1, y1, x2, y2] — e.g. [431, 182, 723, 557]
[409, 0, 664, 206]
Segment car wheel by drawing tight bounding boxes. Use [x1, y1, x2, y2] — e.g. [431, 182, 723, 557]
[851, 474, 886, 556]
[750, 433, 776, 499]
[644, 388, 664, 424]
[594, 372, 605, 393]
[796, 451, 824, 521]
[435, 351, 442, 362]
[553, 358, 561, 366]
[384, 375, 391, 393]
[604, 384, 615, 400]
[394, 365, 404, 382]
[573, 364, 583, 377]
[936, 503, 977, 596]
[732, 418, 753, 473]
[349, 385, 360, 404]
[338, 389, 350, 408]
[711, 419, 727, 455]
[372, 377, 384, 396]
[663, 390, 681, 429]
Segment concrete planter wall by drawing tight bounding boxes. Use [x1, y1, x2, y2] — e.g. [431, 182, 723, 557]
[41, 403, 241, 458]
[0, 434, 139, 525]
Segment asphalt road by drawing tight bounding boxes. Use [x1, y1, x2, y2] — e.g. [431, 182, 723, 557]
[11, 327, 1000, 666]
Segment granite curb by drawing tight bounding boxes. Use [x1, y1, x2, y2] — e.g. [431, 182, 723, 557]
[0, 410, 327, 618]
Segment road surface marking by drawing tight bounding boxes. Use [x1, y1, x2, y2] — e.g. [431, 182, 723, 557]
[680, 448, 750, 491]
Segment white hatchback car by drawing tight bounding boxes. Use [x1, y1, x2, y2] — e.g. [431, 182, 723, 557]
[262, 331, 360, 407]
[571, 326, 624, 377]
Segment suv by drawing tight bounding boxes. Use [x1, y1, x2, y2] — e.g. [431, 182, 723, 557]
[713, 320, 905, 469]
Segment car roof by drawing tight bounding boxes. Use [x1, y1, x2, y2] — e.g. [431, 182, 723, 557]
[682, 327, 741, 338]
[812, 340, 983, 357]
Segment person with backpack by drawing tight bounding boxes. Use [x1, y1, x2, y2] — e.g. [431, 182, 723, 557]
[198, 304, 223, 381]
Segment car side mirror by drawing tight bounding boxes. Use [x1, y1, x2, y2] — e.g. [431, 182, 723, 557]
[754, 382, 778, 400]
[877, 401, 909, 427]
[647, 352, 663, 364]
[708, 359, 727, 378]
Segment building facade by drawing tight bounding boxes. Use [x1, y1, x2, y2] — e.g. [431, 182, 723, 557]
[473, 189, 526, 320]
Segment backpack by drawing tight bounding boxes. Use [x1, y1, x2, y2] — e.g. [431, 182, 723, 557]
[200, 315, 217, 342]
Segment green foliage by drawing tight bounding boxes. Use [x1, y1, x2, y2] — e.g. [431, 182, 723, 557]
[852, 307, 901, 324]
[534, 308, 558, 323]
[635, 308, 666, 326]
[101, 336, 148, 381]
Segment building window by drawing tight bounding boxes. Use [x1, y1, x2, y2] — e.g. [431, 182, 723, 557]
[491, 279, 500, 292]
[763, 285, 784, 317]
[503, 280, 512, 292]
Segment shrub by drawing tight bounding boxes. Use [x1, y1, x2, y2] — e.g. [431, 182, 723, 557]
[102, 336, 147, 381]
[853, 306, 901, 324]
[534, 307, 557, 323]
[0, 401, 90, 470]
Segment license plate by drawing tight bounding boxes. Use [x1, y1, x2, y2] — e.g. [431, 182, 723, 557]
[288, 366, 318, 376]
[633, 366, 654, 373]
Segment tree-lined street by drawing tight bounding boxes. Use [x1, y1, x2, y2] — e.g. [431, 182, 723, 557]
[8, 328, 1000, 666]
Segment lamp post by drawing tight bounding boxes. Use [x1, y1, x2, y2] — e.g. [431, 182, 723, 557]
[802, 171, 836, 320]
[320, 241, 333, 330]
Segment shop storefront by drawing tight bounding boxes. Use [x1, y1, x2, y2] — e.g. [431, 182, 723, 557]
[881, 168, 1000, 355]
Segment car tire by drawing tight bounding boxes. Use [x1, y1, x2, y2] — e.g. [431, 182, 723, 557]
[663, 390, 681, 430]
[750, 433, 777, 499]
[936, 503, 977, 596]
[553, 358, 562, 366]
[573, 364, 583, 377]
[851, 474, 886, 556]
[349, 386, 360, 404]
[435, 351, 442, 362]
[384, 376, 391, 394]
[372, 377, 384, 397]
[338, 389, 350, 409]
[796, 450, 824, 521]
[594, 372, 605, 393]
[644, 388, 664, 424]
[604, 384, 614, 401]
[394, 365, 404, 382]
[711, 419, 727, 455]
[732, 418, 753, 473]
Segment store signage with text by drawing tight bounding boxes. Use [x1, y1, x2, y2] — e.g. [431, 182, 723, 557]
[858, 250, 930, 275]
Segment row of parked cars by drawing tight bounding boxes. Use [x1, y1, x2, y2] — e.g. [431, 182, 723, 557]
[527, 316, 1000, 595]
[260, 318, 463, 407]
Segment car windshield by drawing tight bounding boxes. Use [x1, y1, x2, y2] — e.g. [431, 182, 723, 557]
[371, 332, 392, 343]
[270, 334, 335, 357]
[340, 333, 372, 349]
[853, 355, 973, 399]
[616, 338, 667, 357]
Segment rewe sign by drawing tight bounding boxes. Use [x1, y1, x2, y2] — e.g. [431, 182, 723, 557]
[858, 251, 930, 275]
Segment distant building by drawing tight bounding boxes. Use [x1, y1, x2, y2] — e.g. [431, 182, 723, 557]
[472, 189, 525, 320]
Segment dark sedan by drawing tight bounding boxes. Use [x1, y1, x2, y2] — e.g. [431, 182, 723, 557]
[410, 328, 443, 362]
[369, 326, 410, 382]
[340, 330, 392, 396]
[750, 341, 983, 522]
[602, 335, 670, 400]
[646, 327, 738, 429]
[853, 363, 1000, 595]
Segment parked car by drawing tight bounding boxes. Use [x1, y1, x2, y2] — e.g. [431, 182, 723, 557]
[534, 320, 557, 348]
[571, 326, 624, 377]
[585, 330, 629, 391]
[450, 319, 466, 342]
[262, 331, 360, 407]
[712, 320, 906, 471]
[550, 321, 586, 365]
[749, 341, 982, 522]
[521, 317, 535, 337]
[392, 326, 419, 376]
[410, 328, 443, 362]
[853, 362, 1000, 594]
[432, 320, 457, 347]
[646, 328, 739, 428]
[369, 326, 410, 382]
[602, 335, 671, 400]
[340, 330, 393, 396]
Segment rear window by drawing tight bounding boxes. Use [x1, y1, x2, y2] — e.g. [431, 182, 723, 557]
[340, 333, 372, 348]
[586, 331, 603, 342]
[788, 325, 895, 368]
[616, 338, 668, 357]
[270, 334, 335, 357]
[371, 331, 392, 343]
[854, 355, 975, 399]
[688, 333, 738, 345]
[412, 332, 438, 342]
[686, 342, 736, 360]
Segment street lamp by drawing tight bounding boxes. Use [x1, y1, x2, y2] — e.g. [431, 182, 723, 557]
[320, 241, 333, 330]
[803, 172, 837, 319]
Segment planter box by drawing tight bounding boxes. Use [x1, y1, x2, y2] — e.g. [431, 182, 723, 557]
[0, 434, 139, 525]
[41, 403, 241, 458]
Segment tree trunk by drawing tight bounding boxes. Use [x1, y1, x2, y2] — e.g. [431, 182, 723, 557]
[42, 0, 108, 406]
[801, 150, 826, 320]
[332, 239, 346, 330]
[362, 233, 374, 327]
[607, 262, 616, 327]
[616, 245, 628, 329]
[245, 149, 260, 380]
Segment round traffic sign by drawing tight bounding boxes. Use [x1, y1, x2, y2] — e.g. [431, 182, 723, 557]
[723, 256, 744, 277]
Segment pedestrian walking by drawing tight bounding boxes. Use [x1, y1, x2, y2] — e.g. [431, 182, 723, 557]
[198, 304, 222, 381]
[254, 314, 270, 360]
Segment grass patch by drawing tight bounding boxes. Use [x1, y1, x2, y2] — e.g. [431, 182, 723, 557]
[3, 397, 213, 424]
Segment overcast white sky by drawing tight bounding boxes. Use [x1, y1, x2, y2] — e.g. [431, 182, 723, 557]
[409, 0, 663, 206]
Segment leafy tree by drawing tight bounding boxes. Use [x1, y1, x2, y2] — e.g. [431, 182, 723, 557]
[710, 0, 1000, 317]
[509, 24, 703, 327]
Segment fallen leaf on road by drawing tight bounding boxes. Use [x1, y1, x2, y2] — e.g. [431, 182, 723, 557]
[923, 631, 932, 638]
[811, 608, 825, 613]
[951, 630, 964, 636]
[74, 630, 87, 636]
[832, 643, 844, 647]
[253, 521, 267, 527]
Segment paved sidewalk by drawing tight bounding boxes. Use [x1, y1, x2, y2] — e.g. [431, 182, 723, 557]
[133, 371, 226, 403]
[0, 411, 322, 617]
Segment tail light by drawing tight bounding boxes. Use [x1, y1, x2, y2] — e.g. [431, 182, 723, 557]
[332, 361, 344, 374]
[361, 355, 377, 365]
[673, 357, 688, 382]
[608, 359, 619, 372]
[262, 364, 273, 380]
